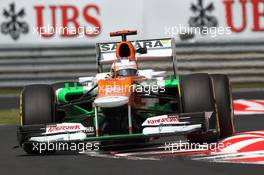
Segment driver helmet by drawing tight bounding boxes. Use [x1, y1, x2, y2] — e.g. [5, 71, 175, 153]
[111, 57, 138, 77]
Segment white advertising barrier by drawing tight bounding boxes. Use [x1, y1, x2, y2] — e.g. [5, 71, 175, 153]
[0, 0, 143, 44]
[0, 0, 264, 44]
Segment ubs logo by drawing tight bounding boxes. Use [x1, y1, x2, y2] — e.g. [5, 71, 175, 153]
[189, 0, 218, 30]
[180, 0, 218, 40]
[1, 3, 29, 40]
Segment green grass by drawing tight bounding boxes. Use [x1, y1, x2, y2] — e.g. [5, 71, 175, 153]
[0, 109, 19, 124]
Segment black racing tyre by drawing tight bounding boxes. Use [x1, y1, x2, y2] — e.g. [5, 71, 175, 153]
[20, 84, 55, 154]
[22, 143, 39, 155]
[210, 74, 235, 138]
[22, 142, 56, 155]
[179, 73, 220, 143]
[21, 84, 55, 125]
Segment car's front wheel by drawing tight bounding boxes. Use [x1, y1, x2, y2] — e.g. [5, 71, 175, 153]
[20, 84, 55, 154]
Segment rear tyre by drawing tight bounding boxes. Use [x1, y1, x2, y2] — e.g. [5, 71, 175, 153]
[210, 74, 235, 138]
[20, 84, 55, 154]
[180, 73, 220, 143]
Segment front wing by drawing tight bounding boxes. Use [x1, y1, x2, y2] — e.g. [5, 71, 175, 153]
[17, 112, 213, 146]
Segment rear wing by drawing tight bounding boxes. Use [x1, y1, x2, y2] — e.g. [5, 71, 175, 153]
[96, 38, 177, 76]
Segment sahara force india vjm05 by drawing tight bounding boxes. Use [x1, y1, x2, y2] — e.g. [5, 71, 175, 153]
[17, 30, 235, 154]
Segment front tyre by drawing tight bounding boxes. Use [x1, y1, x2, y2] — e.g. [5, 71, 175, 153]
[180, 73, 220, 143]
[21, 84, 55, 125]
[20, 84, 55, 154]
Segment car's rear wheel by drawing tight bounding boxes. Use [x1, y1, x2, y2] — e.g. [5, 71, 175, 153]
[20, 84, 55, 154]
[210, 74, 235, 138]
[179, 73, 220, 143]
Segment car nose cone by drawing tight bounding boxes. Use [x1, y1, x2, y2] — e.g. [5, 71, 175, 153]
[94, 96, 129, 108]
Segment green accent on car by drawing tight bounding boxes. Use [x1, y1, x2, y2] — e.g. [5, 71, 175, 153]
[151, 102, 172, 111]
[165, 75, 179, 88]
[57, 82, 93, 118]
[57, 82, 83, 103]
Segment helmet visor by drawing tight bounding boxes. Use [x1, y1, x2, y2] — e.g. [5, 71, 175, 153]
[116, 69, 137, 77]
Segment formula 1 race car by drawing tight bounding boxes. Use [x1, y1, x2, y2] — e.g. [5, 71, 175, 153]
[17, 30, 235, 154]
